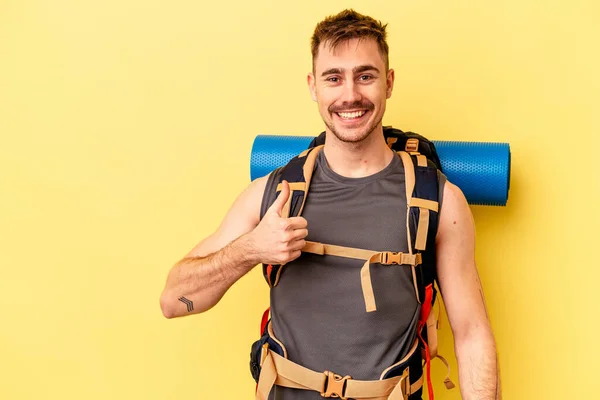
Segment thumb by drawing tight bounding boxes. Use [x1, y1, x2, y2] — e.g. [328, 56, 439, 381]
[267, 180, 291, 216]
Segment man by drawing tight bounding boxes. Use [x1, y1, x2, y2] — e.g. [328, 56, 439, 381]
[160, 9, 499, 400]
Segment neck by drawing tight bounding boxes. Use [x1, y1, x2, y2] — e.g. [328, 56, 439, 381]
[322, 125, 395, 178]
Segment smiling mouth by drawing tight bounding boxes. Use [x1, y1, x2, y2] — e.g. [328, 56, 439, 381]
[335, 110, 368, 120]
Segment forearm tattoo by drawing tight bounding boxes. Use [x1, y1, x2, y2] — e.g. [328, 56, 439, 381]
[178, 296, 194, 312]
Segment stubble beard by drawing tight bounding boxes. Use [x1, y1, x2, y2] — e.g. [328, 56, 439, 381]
[324, 113, 383, 145]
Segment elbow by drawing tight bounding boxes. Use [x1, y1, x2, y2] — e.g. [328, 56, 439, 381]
[454, 321, 496, 351]
[159, 292, 177, 319]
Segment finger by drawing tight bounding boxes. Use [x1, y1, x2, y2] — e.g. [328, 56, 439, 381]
[288, 249, 302, 262]
[289, 239, 307, 251]
[287, 216, 308, 229]
[266, 180, 290, 217]
[291, 229, 308, 241]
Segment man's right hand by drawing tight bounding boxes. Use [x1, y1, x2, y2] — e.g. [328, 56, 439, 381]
[248, 180, 308, 265]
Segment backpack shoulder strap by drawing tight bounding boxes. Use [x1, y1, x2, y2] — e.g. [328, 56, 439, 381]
[398, 144, 456, 395]
[261, 145, 323, 287]
[397, 148, 440, 297]
[274, 145, 323, 218]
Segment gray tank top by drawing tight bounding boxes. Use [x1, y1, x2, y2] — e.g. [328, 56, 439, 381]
[260, 149, 446, 400]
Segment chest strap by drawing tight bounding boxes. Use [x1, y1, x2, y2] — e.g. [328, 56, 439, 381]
[302, 241, 422, 312]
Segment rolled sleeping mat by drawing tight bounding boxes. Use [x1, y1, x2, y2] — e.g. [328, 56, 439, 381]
[250, 135, 511, 206]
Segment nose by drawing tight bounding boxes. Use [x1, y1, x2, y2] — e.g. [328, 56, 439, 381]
[339, 80, 362, 105]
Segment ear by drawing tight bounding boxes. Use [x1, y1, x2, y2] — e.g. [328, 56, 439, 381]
[386, 68, 395, 99]
[307, 72, 317, 102]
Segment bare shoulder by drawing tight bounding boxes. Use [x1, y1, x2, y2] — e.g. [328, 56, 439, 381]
[183, 174, 271, 258]
[220, 173, 270, 226]
[435, 182, 491, 341]
[437, 181, 475, 242]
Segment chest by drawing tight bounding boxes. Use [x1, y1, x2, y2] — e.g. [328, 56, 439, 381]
[300, 168, 410, 254]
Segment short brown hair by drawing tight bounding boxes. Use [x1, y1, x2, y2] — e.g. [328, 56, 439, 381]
[311, 9, 389, 70]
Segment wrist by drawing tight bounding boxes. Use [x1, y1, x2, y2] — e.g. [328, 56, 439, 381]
[237, 231, 261, 266]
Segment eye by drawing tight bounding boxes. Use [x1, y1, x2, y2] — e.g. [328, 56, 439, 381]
[358, 75, 373, 81]
[326, 76, 340, 83]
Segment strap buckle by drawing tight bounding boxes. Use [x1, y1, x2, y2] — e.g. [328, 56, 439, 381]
[383, 252, 402, 265]
[405, 138, 419, 153]
[321, 371, 351, 399]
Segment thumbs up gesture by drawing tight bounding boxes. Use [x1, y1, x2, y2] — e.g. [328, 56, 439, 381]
[248, 180, 309, 265]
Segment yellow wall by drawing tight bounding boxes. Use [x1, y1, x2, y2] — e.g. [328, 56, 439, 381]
[1, 0, 598, 398]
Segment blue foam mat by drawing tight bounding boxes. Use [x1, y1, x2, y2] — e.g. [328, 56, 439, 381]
[250, 135, 510, 206]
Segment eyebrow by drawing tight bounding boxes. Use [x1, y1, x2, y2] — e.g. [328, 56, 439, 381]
[321, 64, 380, 77]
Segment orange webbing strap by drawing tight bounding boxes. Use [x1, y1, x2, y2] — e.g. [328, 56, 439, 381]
[272, 266, 284, 287]
[435, 354, 456, 390]
[417, 286, 456, 400]
[426, 309, 438, 358]
[400, 150, 439, 252]
[260, 307, 270, 335]
[256, 346, 278, 399]
[360, 252, 421, 313]
[256, 349, 422, 400]
[298, 145, 323, 216]
[273, 145, 323, 230]
[419, 333, 433, 400]
[425, 301, 456, 390]
[412, 199, 438, 251]
[398, 153, 415, 254]
[410, 198, 439, 212]
[418, 285, 435, 400]
[264, 264, 285, 287]
[415, 207, 429, 251]
[302, 241, 422, 312]
[298, 148, 311, 158]
[265, 264, 273, 287]
[398, 151, 422, 305]
[276, 182, 308, 192]
[303, 241, 379, 260]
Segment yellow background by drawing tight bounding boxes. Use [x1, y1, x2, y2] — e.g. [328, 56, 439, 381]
[1, 0, 599, 399]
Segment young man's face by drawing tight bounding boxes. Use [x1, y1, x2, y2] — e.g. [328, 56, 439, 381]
[308, 37, 394, 144]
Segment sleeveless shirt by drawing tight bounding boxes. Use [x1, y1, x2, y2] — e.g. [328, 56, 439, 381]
[260, 149, 446, 400]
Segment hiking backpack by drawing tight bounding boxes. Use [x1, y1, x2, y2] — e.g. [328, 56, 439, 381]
[251, 127, 454, 399]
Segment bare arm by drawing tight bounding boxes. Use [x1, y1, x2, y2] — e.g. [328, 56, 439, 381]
[159, 179, 307, 318]
[159, 176, 267, 318]
[436, 182, 500, 399]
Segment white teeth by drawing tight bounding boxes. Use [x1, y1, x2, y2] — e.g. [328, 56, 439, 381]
[337, 110, 367, 119]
